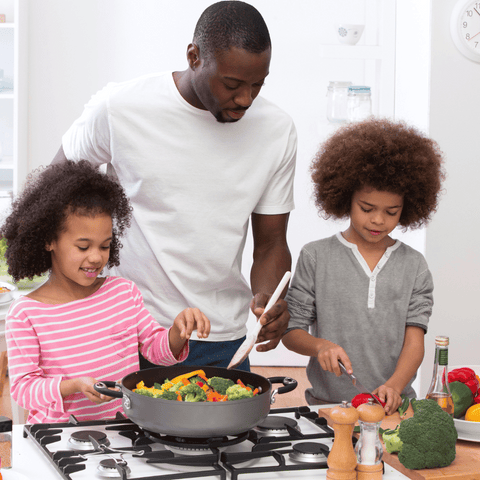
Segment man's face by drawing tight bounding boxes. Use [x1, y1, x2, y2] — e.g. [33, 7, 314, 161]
[192, 46, 271, 123]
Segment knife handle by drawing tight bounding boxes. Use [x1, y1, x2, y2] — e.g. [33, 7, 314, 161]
[338, 360, 356, 383]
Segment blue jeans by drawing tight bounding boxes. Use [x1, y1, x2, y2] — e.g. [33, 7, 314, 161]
[139, 337, 251, 372]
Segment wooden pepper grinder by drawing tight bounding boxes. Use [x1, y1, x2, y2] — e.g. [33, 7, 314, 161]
[355, 399, 386, 480]
[326, 400, 359, 480]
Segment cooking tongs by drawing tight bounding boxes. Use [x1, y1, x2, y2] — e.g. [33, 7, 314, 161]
[338, 361, 384, 407]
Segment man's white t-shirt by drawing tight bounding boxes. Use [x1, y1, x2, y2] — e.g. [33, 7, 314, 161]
[62, 72, 297, 341]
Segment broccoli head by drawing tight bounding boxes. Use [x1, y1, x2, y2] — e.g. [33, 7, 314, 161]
[382, 426, 403, 454]
[188, 375, 206, 385]
[157, 389, 179, 401]
[170, 381, 185, 393]
[226, 384, 254, 401]
[134, 388, 155, 398]
[208, 377, 235, 395]
[396, 398, 457, 469]
[180, 383, 207, 402]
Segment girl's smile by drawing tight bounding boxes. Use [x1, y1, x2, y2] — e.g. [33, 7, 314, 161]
[46, 212, 113, 297]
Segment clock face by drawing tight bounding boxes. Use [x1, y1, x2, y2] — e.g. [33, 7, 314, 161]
[451, 0, 480, 62]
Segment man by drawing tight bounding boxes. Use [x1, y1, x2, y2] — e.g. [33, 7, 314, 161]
[52, 1, 297, 371]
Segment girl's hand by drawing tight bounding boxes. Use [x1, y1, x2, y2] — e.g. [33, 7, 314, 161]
[373, 384, 402, 415]
[61, 377, 118, 403]
[169, 308, 211, 356]
[316, 339, 352, 377]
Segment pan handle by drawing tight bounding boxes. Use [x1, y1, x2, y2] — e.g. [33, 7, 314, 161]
[94, 381, 123, 399]
[268, 376, 298, 404]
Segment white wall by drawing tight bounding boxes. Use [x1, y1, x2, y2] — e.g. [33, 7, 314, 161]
[420, 0, 480, 396]
[22, 1, 455, 377]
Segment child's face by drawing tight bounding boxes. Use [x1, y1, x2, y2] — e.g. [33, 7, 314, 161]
[348, 187, 403, 247]
[46, 212, 112, 288]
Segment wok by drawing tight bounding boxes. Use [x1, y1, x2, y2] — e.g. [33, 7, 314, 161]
[94, 364, 297, 437]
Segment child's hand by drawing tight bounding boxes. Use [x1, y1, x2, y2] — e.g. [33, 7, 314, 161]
[316, 339, 352, 377]
[63, 377, 118, 404]
[169, 307, 211, 356]
[372, 385, 402, 415]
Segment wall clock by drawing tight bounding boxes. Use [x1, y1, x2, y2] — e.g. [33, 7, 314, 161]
[450, 0, 480, 62]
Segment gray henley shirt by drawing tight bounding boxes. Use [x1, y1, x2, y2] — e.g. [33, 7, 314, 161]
[285, 233, 433, 404]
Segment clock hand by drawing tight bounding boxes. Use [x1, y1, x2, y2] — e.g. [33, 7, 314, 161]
[467, 31, 480, 41]
[474, 7, 480, 16]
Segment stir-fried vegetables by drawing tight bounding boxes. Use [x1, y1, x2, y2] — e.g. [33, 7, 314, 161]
[133, 369, 260, 402]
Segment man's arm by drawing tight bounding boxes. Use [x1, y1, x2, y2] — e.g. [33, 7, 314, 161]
[250, 212, 292, 352]
[52, 146, 68, 164]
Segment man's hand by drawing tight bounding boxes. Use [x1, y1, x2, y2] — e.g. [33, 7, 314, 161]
[250, 294, 290, 352]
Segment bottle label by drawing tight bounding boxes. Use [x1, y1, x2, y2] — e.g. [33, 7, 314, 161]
[438, 349, 448, 365]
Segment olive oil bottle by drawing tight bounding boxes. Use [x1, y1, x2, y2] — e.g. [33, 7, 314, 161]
[426, 335, 454, 417]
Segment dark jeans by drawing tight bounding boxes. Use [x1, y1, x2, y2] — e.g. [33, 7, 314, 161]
[139, 337, 251, 372]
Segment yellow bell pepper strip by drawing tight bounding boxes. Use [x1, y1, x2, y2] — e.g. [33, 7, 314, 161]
[169, 370, 207, 385]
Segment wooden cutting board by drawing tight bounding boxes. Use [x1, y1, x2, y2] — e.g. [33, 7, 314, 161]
[318, 406, 480, 480]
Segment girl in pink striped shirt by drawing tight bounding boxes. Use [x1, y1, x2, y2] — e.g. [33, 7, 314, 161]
[1, 160, 210, 423]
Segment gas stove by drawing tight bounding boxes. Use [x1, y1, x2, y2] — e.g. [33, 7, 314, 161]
[11, 406, 409, 480]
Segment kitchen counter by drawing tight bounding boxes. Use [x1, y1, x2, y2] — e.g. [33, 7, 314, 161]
[318, 407, 480, 480]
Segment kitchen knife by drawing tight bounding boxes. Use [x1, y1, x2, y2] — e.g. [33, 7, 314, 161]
[338, 361, 384, 407]
[227, 271, 292, 370]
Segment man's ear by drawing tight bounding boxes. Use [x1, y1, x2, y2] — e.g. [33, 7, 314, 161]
[45, 243, 52, 252]
[187, 43, 200, 70]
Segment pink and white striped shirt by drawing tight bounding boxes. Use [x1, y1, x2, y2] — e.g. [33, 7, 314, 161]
[5, 276, 188, 423]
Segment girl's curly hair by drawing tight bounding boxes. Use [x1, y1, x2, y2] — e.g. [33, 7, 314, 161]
[0, 160, 132, 282]
[310, 117, 446, 229]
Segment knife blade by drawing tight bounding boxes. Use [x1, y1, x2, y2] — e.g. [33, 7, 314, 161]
[338, 361, 383, 407]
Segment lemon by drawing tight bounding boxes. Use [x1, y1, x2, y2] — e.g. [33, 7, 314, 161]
[464, 403, 480, 422]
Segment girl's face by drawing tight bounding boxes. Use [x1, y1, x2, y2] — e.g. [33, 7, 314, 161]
[47, 212, 112, 289]
[347, 186, 403, 248]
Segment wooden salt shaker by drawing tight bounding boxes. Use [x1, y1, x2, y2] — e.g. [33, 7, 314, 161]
[326, 400, 359, 480]
[355, 400, 385, 480]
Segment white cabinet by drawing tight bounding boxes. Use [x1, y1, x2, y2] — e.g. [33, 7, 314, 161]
[0, 0, 27, 219]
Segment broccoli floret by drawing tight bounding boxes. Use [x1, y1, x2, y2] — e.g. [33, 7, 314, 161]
[180, 383, 207, 402]
[382, 426, 403, 454]
[226, 384, 254, 401]
[188, 375, 205, 385]
[157, 389, 179, 401]
[395, 398, 457, 469]
[208, 377, 235, 395]
[135, 388, 155, 398]
[169, 381, 185, 393]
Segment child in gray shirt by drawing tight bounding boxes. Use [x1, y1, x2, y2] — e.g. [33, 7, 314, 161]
[282, 118, 445, 415]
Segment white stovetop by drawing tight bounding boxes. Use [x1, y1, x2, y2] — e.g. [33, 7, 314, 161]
[6, 407, 410, 480]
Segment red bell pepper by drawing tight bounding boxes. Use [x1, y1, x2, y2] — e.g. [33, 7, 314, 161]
[448, 367, 479, 396]
[351, 392, 386, 408]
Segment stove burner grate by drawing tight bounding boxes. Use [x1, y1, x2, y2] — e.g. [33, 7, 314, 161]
[97, 458, 131, 478]
[67, 430, 110, 451]
[289, 441, 329, 463]
[144, 430, 249, 451]
[254, 415, 300, 436]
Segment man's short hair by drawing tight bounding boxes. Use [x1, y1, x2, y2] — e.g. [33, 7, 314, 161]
[193, 1, 271, 61]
